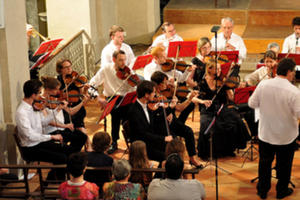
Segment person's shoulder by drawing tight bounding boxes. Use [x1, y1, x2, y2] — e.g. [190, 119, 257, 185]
[122, 42, 132, 49]
[84, 181, 99, 189]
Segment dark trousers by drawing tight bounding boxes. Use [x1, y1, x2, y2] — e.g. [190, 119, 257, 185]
[170, 119, 197, 157]
[257, 139, 296, 194]
[50, 129, 87, 154]
[177, 102, 195, 124]
[110, 97, 130, 142]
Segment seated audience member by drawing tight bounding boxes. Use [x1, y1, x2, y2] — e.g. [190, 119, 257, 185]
[103, 159, 145, 200]
[84, 132, 113, 192]
[148, 153, 206, 200]
[129, 140, 155, 190]
[59, 152, 99, 200]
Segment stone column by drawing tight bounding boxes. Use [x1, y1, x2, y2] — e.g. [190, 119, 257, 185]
[0, 0, 30, 170]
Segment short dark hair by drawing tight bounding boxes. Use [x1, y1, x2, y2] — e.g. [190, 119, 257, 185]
[161, 22, 173, 32]
[23, 79, 42, 98]
[165, 153, 184, 180]
[67, 152, 88, 178]
[277, 58, 296, 76]
[112, 50, 126, 59]
[56, 58, 72, 74]
[92, 131, 111, 153]
[264, 50, 277, 60]
[292, 17, 300, 26]
[136, 80, 155, 99]
[41, 76, 61, 90]
[151, 71, 168, 85]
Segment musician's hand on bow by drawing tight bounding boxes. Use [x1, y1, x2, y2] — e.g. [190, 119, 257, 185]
[64, 123, 74, 131]
[187, 90, 199, 101]
[201, 99, 212, 108]
[166, 113, 173, 124]
[97, 96, 107, 109]
[170, 96, 178, 108]
[165, 135, 173, 142]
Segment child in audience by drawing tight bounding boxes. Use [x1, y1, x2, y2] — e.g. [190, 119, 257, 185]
[59, 152, 99, 200]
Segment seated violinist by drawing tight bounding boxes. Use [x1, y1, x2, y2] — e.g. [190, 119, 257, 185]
[143, 46, 192, 82]
[150, 71, 203, 168]
[41, 76, 88, 153]
[89, 50, 137, 154]
[240, 50, 277, 87]
[56, 58, 88, 134]
[15, 79, 69, 180]
[194, 61, 250, 160]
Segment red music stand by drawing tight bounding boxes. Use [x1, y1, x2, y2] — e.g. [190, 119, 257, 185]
[30, 51, 51, 70]
[234, 86, 256, 104]
[98, 96, 119, 123]
[116, 91, 137, 108]
[211, 51, 239, 63]
[132, 55, 153, 70]
[278, 53, 300, 65]
[167, 41, 197, 58]
[33, 38, 63, 56]
[220, 63, 231, 76]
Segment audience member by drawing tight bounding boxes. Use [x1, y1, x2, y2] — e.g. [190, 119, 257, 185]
[59, 152, 99, 200]
[103, 159, 145, 200]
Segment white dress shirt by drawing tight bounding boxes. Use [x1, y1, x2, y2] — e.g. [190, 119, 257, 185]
[89, 63, 135, 97]
[151, 34, 183, 55]
[248, 77, 300, 145]
[100, 40, 135, 67]
[211, 32, 247, 62]
[282, 33, 299, 53]
[44, 108, 65, 134]
[15, 100, 58, 147]
[136, 99, 150, 123]
[143, 60, 190, 83]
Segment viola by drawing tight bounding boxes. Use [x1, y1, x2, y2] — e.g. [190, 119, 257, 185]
[161, 59, 192, 72]
[116, 66, 140, 87]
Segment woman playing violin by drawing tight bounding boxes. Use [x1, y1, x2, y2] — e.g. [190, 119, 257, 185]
[195, 61, 250, 160]
[150, 71, 203, 168]
[241, 50, 277, 87]
[56, 58, 88, 134]
[41, 76, 89, 153]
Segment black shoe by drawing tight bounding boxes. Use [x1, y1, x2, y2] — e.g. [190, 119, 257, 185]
[107, 142, 118, 154]
[276, 188, 293, 199]
[257, 191, 267, 199]
[189, 161, 204, 169]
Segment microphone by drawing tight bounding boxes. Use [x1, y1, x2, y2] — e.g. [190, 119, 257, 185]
[211, 26, 220, 33]
[296, 37, 299, 46]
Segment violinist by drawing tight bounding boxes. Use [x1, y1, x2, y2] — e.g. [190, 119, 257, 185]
[15, 79, 69, 180]
[241, 50, 277, 87]
[150, 71, 203, 168]
[196, 61, 250, 160]
[211, 17, 247, 63]
[101, 25, 135, 67]
[89, 50, 136, 154]
[144, 46, 192, 82]
[41, 76, 88, 153]
[282, 17, 300, 54]
[56, 58, 88, 134]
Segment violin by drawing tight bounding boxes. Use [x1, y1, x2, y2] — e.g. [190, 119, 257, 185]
[64, 71, 88, 88]
[116, 66, 140, 87]
[161, 59, 192, 72]
[32, 96, 64, 111]
[56, 90, 84, 104]
[147, 95, 170, 111]
[215, 63, 240, 89]
[204, 54, 229, 65]
[161, 85, 192, 99]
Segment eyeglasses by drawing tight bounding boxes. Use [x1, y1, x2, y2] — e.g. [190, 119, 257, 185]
[62, 65, 72, 69]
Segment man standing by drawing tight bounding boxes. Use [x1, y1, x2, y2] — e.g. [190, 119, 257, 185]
[89, 50, 136, 154]
[211, 17, 247, 63]
[101, 25, 135, 67]
[282, 17, 300, 54]
[249, 58, 300, 199]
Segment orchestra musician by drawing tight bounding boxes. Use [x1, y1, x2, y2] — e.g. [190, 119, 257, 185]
[89, 50, 136, 154]
[15, 79, 69, 180]
[150, 71, 202, 168]
[194, 61, 250, 160]
[282, 17, 300, 54]
[151, 22, 183, 54]
[101, 25, 135, 67]
[249, 58, 300, 199]
[56, 58, 88, 134]
[241, 50, 277, 87]
[211, 17, 247, 63]
[41, 76, 88, 153]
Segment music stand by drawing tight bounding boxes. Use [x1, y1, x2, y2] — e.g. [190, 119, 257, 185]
[33, 38, 63, 56]
[132, 55, 153, 70]
[97, 96, 119, 124]
[167, 41, 197, 58]
[30, 51, 51, 70]
[211, 50, 239, 64]
[115, 91, 137, 108]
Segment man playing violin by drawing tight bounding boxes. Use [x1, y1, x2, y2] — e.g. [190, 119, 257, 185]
[89, 50, 136, 154]
[151, 22, 183, 54]
[211, 17, 247, 63]
[56, 58, 88, 135]
[101, 25, 135, 67]
[15, 79, 69, 180]
[41, 76, 88, 153]
[150, 71, 203, 168]
[144, 46, 192, 82]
